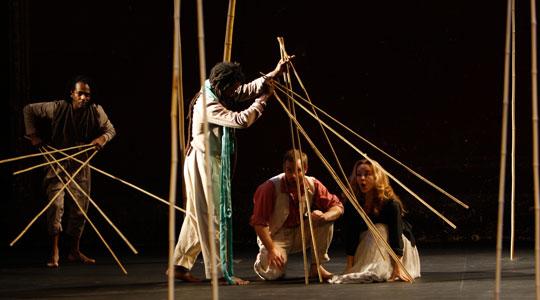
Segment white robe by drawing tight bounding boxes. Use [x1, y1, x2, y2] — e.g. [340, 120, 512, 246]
[329, 223, 421, 284]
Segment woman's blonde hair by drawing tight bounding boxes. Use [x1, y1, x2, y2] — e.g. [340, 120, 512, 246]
[347, 159, 404, 215]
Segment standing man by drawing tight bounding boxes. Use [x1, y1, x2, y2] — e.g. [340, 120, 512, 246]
[250, 149, 344, 281]
[23, 75, 116, 268]
[172, 58, 291, 285]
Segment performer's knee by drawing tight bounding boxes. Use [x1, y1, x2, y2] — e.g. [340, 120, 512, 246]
[253, 251, 286, 281]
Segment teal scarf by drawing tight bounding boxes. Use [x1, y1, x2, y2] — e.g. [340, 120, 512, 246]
[204, 80, 235, 284]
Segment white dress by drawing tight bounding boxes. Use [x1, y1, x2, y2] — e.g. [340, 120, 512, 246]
[329, 223, 421, 283]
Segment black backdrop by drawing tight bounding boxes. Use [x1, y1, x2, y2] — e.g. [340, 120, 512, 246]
[4, 0, 536, 255]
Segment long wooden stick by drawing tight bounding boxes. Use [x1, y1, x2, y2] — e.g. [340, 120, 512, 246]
[45, 145, 190, 215]
[41, 149, 128, 274]
[219, 0, 237, 285]
[168, 0, 181, 297]
[277, 37, 313, 284]
[10, 150, 97, 246]
[510, 0, 517, 261]
[530, 0, 539, 296]
[272, 81, 470, 210]
[286, 58, 351, 199]
[278, 37, 322, 283]
[176, 0, 187, 211]
[283, 49, 392, 278]
[41, 148, 138, 254]
[495, 0, 512, 298]
[13, 147, 94, 175]
[275, 87, 457, 228]
[196, 0, 218, 296]
[0, 143, 92, 164]
[274, 92, 413, 281]
[223, 0, 236, 62]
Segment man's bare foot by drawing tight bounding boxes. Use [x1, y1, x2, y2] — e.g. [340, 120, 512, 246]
[219, 276, 250, 285]
[47, 234, 60, 268]
[67, 251, 96, 265]
[309, 264, 333, 281]
[47, 253, 59, 268]
[170, 266, 202, 283]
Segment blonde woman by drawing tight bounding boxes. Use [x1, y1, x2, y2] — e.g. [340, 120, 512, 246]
[329, 159, 420, 283]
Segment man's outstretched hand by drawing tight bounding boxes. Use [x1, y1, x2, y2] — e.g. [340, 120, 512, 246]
[25, 134, 43, 147]
[91, 136, 107, 150]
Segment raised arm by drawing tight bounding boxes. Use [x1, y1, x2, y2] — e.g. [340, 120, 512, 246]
[234, 55, 294, 102]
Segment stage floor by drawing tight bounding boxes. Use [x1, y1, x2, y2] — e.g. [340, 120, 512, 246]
[0, 244, 535, 299]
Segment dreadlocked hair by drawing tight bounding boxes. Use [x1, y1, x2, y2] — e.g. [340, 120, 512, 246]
[209, 62, 245, 96]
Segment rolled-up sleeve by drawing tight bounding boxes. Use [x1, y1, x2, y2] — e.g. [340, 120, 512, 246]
[96, 104, 116, 143]
[250, 180, 276, 227]
[234, 77, 267, 102]
[206, 98, 265, 129]
[313, 179, 344, 213]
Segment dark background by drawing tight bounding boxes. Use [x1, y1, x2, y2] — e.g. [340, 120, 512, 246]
[4, 0, 536, 257]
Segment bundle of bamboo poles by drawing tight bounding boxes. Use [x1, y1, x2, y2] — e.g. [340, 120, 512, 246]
[2, 139, 190, 276]
[270, 38, 474, 284]
[495, 0, 539, 298]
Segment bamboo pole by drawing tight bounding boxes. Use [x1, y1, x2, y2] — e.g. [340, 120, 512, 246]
[176, 0, 187, 209]
[45, 145, 190, 215]
[13, 146, 94, 175]
[41, 149, 128, 274]
[0, 143, 92, 165]
[223, 0, 236, 62]
[290, 109, 310, 284]
[271, 81, 470, 209]
[10, 150, 97, 246]
[177, 4, 186, 162]
[273, 92, 413, 282]
[510, 0, 517, 261]
[283, 56, 400, 277]
[278, 37, 323, 283]
[277, 37, 312, 284]
[196, 0, 218, 296]
[275, 41, 351, 192]
[168, 0, 181, 297]
[495, 0, 512, 297]
[219, 0, 236, 285]
[530, 0, 539, 296]
[286, 58, 351, 199]
[274, 86, 457, 228]
[40, 148, 138, 254]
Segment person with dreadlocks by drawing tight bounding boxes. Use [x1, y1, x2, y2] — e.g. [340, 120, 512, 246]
[23, 75, 116, 268]
[328, 159, 421, 284]
[172, 57, 292, 285]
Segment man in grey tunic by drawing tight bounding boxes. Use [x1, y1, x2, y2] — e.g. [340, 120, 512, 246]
[172, 58, 291, 284]
[23, 75, 116, 268]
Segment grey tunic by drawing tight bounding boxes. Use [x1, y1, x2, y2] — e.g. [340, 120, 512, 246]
[23, 100, 115, 237]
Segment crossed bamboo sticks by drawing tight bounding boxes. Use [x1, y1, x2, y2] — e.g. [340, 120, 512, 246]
[273, 61, 413, 282]
[278, 37, 323, 284]
[1, 142, 192, 274]
[270, 42, 470, 282]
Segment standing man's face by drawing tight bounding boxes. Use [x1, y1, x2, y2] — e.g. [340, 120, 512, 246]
[71, 82, 91, 110]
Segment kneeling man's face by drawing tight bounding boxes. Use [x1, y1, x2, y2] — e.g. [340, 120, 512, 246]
[284, 159, 306, 186]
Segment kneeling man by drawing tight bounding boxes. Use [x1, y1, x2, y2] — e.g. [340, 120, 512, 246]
[250, 149, 343, 280]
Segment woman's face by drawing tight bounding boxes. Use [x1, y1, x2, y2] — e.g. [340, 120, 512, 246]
[356, 163, 375, 194]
